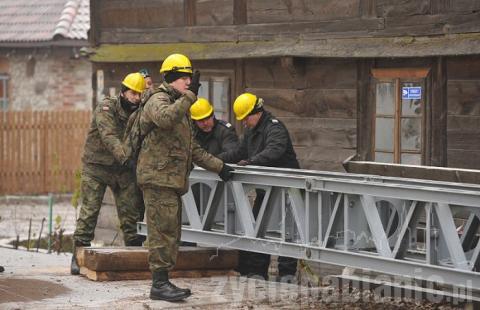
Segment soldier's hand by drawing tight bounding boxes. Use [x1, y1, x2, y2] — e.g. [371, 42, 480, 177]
[237, 159, 250, 166]
[123, 159, 137, 171]
[218, 164, 234, 182]
[189, 70, 201, 96]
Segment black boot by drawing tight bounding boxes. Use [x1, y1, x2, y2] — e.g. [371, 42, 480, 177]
[125, 235, 146, 246]
[71, 241, 89, 275]
[71, 254, 80, 275]
[150, 270, 191, 301]
[0, 266, 4, 273]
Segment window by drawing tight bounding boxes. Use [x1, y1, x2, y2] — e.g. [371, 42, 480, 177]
[198, 75, 231, 121]
[372, 68, 429, 165]
[0, 74, 8, 110]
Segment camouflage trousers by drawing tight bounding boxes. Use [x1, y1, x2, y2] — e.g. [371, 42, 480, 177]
[142, 186, 182, 272]
[73, 163, 145, 245]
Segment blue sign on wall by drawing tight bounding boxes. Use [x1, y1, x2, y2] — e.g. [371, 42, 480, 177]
[402, 87, 422, 100]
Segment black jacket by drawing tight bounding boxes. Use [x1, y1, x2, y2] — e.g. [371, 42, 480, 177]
[220, 111, 300, 169]
[194, 118, 239, 158]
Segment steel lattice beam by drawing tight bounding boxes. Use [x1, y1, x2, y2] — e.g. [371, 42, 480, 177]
[137, 165, 480, 289]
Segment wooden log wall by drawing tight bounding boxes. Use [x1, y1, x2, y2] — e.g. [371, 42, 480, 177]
[0, 111, 91, 195]
[446, 56, 480, 169]
[91, 0, 480, 58]
[243, 58, 357, 171]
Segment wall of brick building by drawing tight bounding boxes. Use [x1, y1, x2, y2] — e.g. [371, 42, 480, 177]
[1, 47, 92, 110]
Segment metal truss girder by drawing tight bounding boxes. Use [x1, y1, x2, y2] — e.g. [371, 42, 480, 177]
[392, 201, 419, 259]
[253, 186, 273, 238]
[288, 188, 306, 243]
[138, 165, 480, 290]
[435, 203, 469, 270]
[230, 181, 255, 237]
[322, 193, 343, 247]
[309, 178, 480, 208]
[200, 182, 224, 230]
[360, 195, 392, 257]
[191, 167, 480, 207]
[177, 228, 480, 289]
[181, 189, 202, 230]
[234, 165, 480, 193]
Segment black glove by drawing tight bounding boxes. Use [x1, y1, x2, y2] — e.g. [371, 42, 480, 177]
[189, 70, 201, 96]
[237, 159, 250, 166]
[123, 159, 136, 171]
[218, 164, 234, 182]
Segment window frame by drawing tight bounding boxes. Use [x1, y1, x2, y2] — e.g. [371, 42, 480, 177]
[371, 68, 430, 165]
[197, 69, 234, 123]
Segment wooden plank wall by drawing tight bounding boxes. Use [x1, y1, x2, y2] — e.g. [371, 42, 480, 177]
[243, 58, 357, 171]
[0, 110, 91, 195]
[92, 0, 480, 49]
[446, 56, 480, 169]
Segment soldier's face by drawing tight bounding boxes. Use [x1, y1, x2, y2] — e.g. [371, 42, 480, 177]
[123, 89, 141, 105]
[242, 112, 261, 129]
[195, 116, 214, 132]
[145, 77, 154, 91]
[170, 76, 191, 94]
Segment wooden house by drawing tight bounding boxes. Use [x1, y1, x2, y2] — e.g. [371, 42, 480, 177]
[88, 0, 480, 171]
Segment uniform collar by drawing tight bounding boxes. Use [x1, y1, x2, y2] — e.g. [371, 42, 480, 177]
[160, 81, 182, 101]
[195, 117, 218, 139]
[114, 94, 130, 120]
[251, 111, 269, 133]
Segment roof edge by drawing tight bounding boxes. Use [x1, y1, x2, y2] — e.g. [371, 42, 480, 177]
[89, 33, 480, 62]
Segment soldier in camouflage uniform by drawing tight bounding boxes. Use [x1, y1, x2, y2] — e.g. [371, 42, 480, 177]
[139, 68, 154, 92]
[139, 68, 155, 103]
[71, 73, 147, 275]
[137, 53, 234, 301]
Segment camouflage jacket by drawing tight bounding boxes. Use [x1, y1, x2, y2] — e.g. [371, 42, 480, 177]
[82, 95, 131, 166]
[137, 82, 223, 194]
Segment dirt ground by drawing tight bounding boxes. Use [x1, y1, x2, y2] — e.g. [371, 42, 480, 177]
[0, 246, 466, 310]
[0, 196, 469, 309]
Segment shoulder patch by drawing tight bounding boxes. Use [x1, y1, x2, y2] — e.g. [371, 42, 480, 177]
[271, 119, 279, 124]
[218, 120, 232, 128]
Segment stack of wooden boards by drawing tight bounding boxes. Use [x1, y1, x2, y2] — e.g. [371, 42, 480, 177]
[76, 246, 238, 281]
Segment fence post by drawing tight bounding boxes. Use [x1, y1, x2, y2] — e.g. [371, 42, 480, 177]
[47, 193, 53, 253]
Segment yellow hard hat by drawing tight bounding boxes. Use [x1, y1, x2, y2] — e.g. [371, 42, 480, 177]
[122, 72, 146, 93]
[160, 53, 193, 74]
[233, 93, 258, 120]
[190, 98, 214, 120]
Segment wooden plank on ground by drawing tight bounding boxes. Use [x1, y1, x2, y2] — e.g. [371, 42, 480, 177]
[81, 246, 238, 272]
[80, 267, 237, 281]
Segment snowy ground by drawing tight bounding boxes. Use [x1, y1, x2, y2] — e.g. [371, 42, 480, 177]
[0, 195, 123, 250]
[0, 196, 77, 248]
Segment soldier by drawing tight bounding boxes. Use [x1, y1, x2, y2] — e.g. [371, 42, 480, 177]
[71, 73, 147, 275]
[220, 92, 299, 282]
[190, 97, 239, 157]
[139, 68, 154, 91]
[137, 53, 234, 301]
